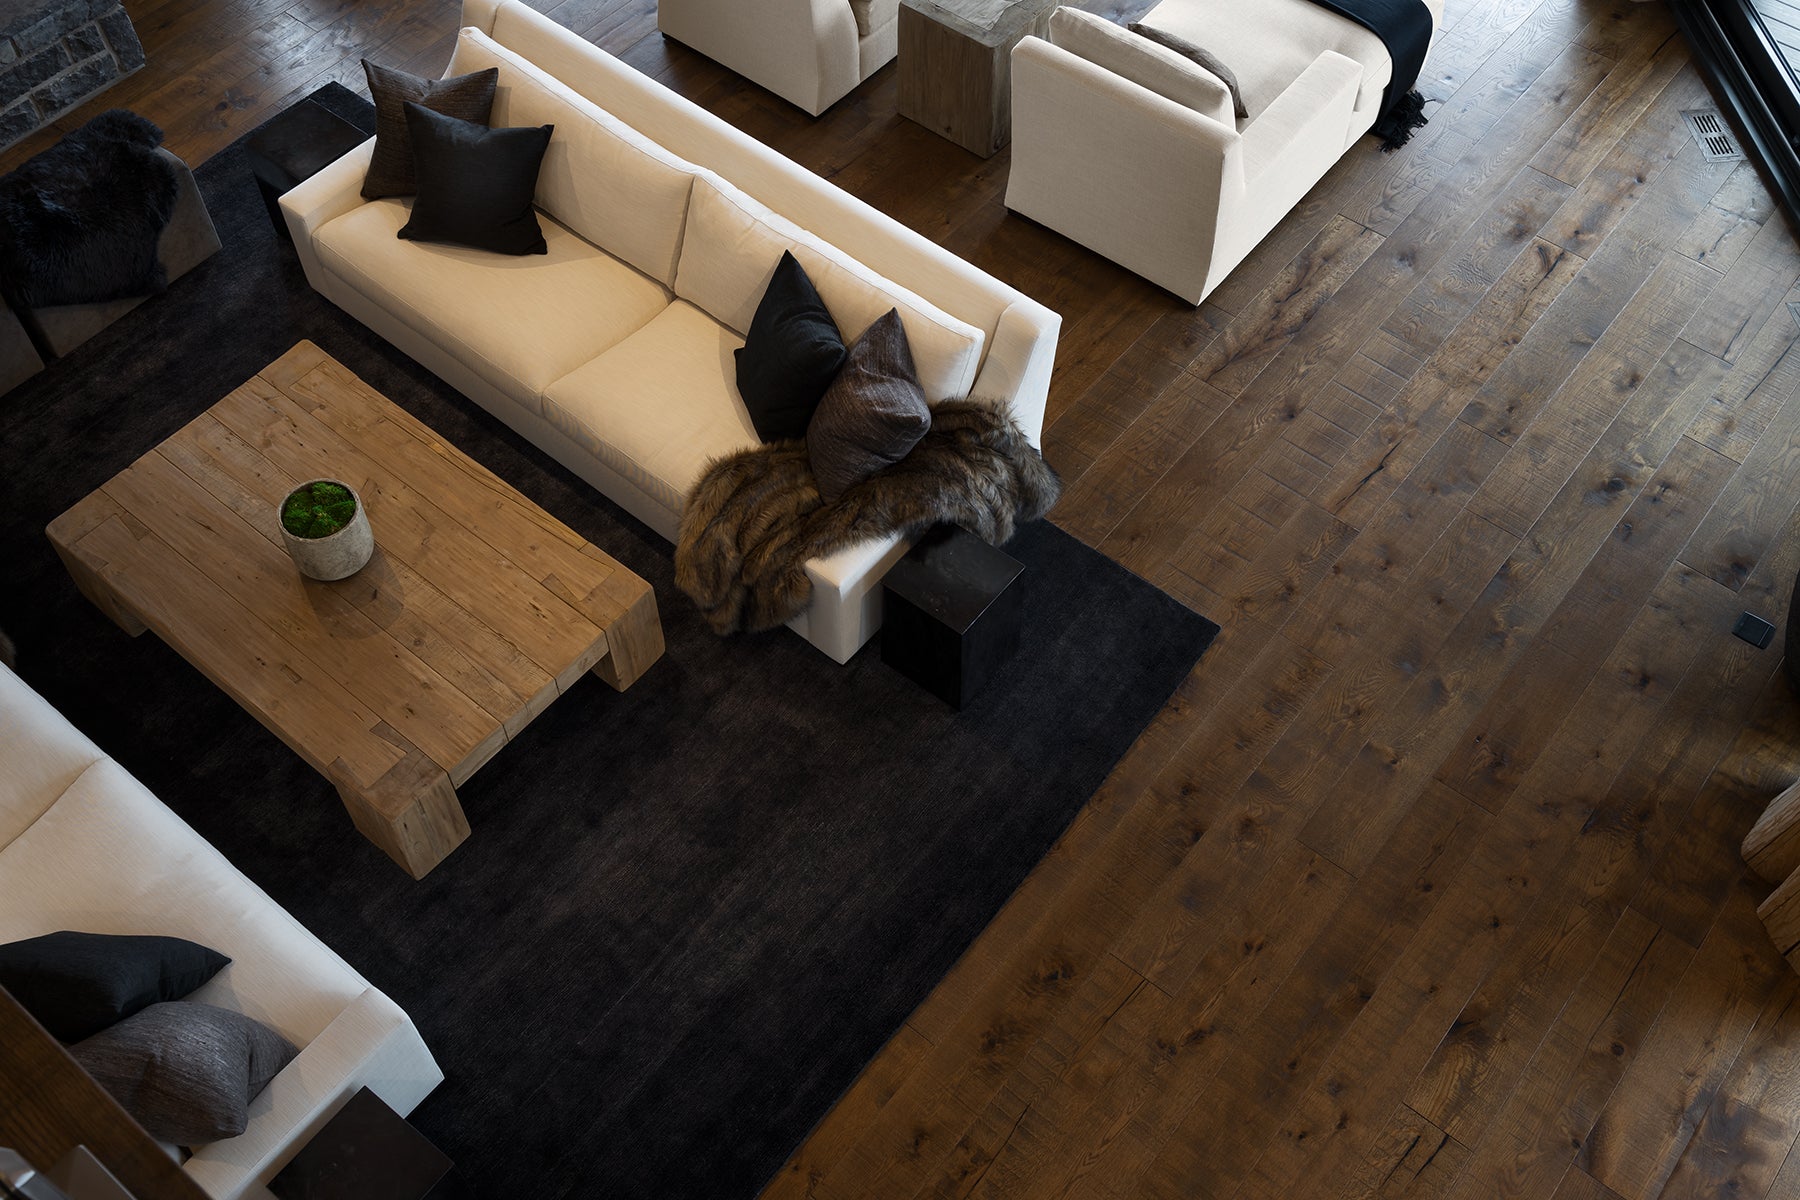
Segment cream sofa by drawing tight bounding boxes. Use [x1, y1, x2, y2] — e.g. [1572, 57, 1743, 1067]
[0, 663, 443, 1200]
[656, 0, 897, 116]
[283, 0, 1059, 663]
[1006, 1, 1442, 304]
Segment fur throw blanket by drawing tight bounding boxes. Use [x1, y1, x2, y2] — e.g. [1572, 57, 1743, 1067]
[0, 110, 178, 309]
[677, 400, 1061, 636]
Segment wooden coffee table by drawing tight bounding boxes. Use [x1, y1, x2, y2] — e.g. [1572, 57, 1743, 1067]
[46, 342, 663, 879]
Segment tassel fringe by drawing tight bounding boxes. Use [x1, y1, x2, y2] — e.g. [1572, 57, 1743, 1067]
[1373, 89, 1429, 152]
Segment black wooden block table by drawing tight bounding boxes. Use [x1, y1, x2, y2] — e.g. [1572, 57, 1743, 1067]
[245, 82, 372, 242]
[269, 1087, 466, 1200]
[882, 524, 1025, 708]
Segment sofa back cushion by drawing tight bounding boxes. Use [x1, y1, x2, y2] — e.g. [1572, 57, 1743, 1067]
[1049, 7, 1236, 128]
[479, 1, 1018, 346]
[447, 27, 696, 286]
[676, 172, 985, 403]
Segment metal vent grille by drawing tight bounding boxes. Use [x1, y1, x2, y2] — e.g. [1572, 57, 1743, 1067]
[1682, 109, 1745, 161]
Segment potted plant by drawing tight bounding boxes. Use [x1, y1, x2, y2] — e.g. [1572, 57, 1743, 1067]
[278, 479, 374, 581]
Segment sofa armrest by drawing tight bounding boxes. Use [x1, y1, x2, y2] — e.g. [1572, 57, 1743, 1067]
[655, 0, 860, 116]
[182, 988, 442, 1200]
[1241, 49, 1364, 185]
[1005, 35, 1244, 305]
[971, 297, 1060, 448]
[795, 532, 910, 663]
[278, 139, 376, 290]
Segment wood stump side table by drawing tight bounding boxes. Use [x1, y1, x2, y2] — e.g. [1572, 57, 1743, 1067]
[898, 0, 1059, 156]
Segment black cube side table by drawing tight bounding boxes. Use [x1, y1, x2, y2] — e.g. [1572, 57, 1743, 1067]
[246, 83, 373, 243]
[269, 1087, 467, 1200]
[881, 524, 1025, 708]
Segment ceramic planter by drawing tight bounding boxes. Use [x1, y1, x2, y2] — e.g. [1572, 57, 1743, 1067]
[279, 479, 374, 581]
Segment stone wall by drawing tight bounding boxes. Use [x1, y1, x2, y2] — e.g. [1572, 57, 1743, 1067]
[0, 0, 145, 151]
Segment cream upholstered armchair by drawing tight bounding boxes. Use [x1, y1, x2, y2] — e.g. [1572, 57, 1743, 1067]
[1005, 1, 1442, 304]
[656, 0, 898, 115]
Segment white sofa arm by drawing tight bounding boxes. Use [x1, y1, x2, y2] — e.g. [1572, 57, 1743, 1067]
[971, 297, 1061, 448]
[278, 139, 375, 290]
[1242, 49, 1364, 183]
[1005, 35, 1244, 305]
[182, 988, 443, 1200]
[657, 0, 861, 116]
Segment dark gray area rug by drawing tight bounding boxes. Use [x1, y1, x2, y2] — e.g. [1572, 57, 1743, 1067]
[0, 98, 1218, 1199]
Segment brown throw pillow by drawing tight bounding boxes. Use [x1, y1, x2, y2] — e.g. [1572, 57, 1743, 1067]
[807, 309, 931, 503]
[1126, 23, 1247, 118]
[361, 60, 500, 199]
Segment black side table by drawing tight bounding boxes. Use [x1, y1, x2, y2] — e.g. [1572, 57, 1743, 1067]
[882, 524, 1025, 708]
[269, 1087, 466, 1200]
[245, 83, 373, 243]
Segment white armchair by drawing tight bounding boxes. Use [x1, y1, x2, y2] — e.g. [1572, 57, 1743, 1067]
[1005, 2, 1441, 305]
[656, 0, 898, 115]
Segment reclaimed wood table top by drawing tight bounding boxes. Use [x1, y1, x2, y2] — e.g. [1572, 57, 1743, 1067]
[46, 341, 662, 876]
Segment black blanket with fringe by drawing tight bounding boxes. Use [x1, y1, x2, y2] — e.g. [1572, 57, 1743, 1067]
[1305, 0, 1433, 149]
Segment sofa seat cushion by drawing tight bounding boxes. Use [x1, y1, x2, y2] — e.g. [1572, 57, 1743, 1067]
[1136, 0, 1390, 119]
[849, 0, 898, 36]
[0, 664, 105, 849]
[542, 301, 759, 520]
[0, 758, 373, 1048]
[676, 172, 985, 404]
[315, 199, 670, 407]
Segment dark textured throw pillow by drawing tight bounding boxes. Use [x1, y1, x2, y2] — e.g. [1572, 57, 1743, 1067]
[1126, 23, 1247, 118]
[735, 252, 848, 442]
[807, 309, 932, 503]
[396, 103, 553, 256]
[361, 60, 499, 199]
[0, 931, 230, 1043]
[70, 1002, 297, 1146]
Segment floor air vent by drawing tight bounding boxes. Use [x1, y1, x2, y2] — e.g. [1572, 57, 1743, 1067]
[1681, 109, 1746, 161]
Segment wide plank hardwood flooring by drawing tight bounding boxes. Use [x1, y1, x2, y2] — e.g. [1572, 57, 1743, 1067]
[16, 1, 1800, 1196]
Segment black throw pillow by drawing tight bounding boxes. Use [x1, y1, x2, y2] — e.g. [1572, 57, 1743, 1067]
[0, 931, 231, 1043]
[396, 103, 552, 256]
[361, 61, 500, 199]
[735, 251, 848, 442]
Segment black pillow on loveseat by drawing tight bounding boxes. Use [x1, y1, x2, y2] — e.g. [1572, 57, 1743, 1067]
[0, 930, 231, 1043]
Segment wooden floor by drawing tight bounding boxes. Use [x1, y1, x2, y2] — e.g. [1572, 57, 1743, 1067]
[17, 0, 1800, 1196]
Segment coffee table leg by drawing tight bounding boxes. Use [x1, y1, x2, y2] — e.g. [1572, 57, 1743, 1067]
[333, 749, 471, 880]
[591, 579, 663, 692]
[51, 541, 149, 637]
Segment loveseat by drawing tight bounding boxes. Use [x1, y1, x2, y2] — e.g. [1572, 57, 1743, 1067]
[657, 0, 897, 116]
[0, 662, 443, 1200]
[282, 0, 1059, 663]
[1006, 0, 1443, 304]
